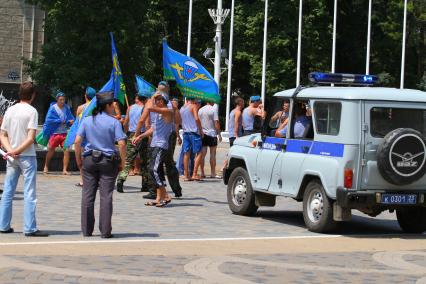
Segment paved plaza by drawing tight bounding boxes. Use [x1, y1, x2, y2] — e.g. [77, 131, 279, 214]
[0, 144, 425, 283]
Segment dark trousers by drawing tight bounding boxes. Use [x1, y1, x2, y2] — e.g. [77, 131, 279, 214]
[229, 137, 236, 147]
[81, 155, 118, 237]
[137, 137, 155, 192]
[165, 131, 182, 195]
[150, 147, 167, 188]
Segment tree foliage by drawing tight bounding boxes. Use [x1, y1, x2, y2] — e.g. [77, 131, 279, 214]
[26, 0, 425, 107]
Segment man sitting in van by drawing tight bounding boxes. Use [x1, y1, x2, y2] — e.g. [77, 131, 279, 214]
[275, 104, 310, 138]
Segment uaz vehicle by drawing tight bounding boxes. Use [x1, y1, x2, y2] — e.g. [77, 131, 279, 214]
[223, 72, 426, 233]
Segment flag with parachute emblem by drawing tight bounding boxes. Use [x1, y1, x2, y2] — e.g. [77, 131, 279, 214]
[110, 32, 127, 105]
[163, 40, 220, 103]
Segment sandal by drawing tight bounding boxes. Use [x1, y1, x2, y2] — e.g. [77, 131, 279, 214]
[191, 176, 203, 181]
[183, 177, 193, 182]
[144, 201, 158, 206]
[75, 182, 83, 187]
[156, 200, 169, 207]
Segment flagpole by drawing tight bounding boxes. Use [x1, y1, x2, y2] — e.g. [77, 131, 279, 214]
[187, 0, 193, 56]
[331, 0, 337, 74]
[261, 0, 268, 105]
[225, 0, 235, 132]
[296, 0, 303, 87]
[400, 0, 408, 89]
[365, 0, 372, 75]
[185, 0, 193, 102]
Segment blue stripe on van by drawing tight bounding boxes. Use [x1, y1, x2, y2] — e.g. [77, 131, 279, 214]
[262, 137, 286, 151]
[309, 141, 344, 157]
[261, 137, 344, 157]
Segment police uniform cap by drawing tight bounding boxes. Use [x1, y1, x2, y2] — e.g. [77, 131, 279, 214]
[96, 91, 114, 104]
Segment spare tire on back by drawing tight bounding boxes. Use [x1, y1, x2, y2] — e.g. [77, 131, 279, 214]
[377, 128, 426, 185]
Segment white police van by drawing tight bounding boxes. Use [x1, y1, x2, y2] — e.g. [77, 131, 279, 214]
[223, 72, 426, 233]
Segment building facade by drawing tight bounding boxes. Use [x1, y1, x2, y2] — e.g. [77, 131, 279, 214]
[0, 0, 44, 95]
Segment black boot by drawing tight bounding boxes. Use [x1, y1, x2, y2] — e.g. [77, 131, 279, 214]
[116, 181, 124, 193]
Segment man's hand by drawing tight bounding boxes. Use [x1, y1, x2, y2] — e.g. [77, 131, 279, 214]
[132, 135, 142, 145]
[68, 120, 74, 125]
[218, 134, 222, 143]
[4, 150, 19, 159]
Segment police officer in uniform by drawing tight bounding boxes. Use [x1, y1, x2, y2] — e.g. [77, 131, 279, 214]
[75, 91, 126, 238]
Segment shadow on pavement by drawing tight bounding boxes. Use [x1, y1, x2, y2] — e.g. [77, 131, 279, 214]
[121, 185, 142, 193]
[113, 233, 160, 238]
[257, 210, 306, 229]
[178, 197, 227, 205]
[254, 209, 410, 236]
[45, 230, 83, 236]
[166, 203, 203, 208]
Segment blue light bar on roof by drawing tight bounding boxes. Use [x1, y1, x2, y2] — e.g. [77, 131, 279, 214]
[309, 72, 379, 85]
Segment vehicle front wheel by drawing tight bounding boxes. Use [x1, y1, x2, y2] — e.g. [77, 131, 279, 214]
[227, 167, 258, 216]
[302, 180, 336, 233]
[396, 207, 426, 233]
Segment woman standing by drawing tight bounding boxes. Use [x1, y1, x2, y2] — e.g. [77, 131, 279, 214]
[74, 92, 126, 238]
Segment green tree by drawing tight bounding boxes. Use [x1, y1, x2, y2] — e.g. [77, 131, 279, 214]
[25, 0, 425, 112]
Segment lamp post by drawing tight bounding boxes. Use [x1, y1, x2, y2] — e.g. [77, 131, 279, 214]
[209, 1, 230, 86]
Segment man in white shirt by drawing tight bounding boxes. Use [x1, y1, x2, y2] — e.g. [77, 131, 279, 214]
[198, 102, 222, 178]
[0, 82, 48, 236]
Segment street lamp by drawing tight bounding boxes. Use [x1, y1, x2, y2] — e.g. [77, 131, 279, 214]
[208, 2, 230, 87]
[203, 47, 229, 74]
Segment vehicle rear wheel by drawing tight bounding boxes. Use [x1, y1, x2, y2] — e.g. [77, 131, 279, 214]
[303, 180, 336, 233]
[396, 207, 426, 233]
[227, 167, 258, 216]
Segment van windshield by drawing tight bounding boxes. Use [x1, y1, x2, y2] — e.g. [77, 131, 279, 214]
[370, 107, 426, 138]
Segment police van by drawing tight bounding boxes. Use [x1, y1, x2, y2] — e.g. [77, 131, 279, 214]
[223, 72, 426, 233]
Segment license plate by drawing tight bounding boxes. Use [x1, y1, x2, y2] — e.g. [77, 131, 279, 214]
[381, 194, 417, 205]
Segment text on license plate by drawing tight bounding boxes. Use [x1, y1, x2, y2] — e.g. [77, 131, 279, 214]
[381, 194, 417, 204]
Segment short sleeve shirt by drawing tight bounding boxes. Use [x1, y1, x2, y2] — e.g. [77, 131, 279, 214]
[77, 112, 126, 155]
[1, 103, 38, 156]
[278, 115, 309, 138]
[198, 104, 219, 137]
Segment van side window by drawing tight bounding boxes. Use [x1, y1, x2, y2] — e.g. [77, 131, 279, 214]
[314, 102, 342, 135]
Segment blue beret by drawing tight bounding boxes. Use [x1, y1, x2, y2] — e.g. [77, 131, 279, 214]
[56, 92, 65, 99]
[85, 87, 96, 99]
[158, 81, 169, 87]
[250, 95, 261, 102]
